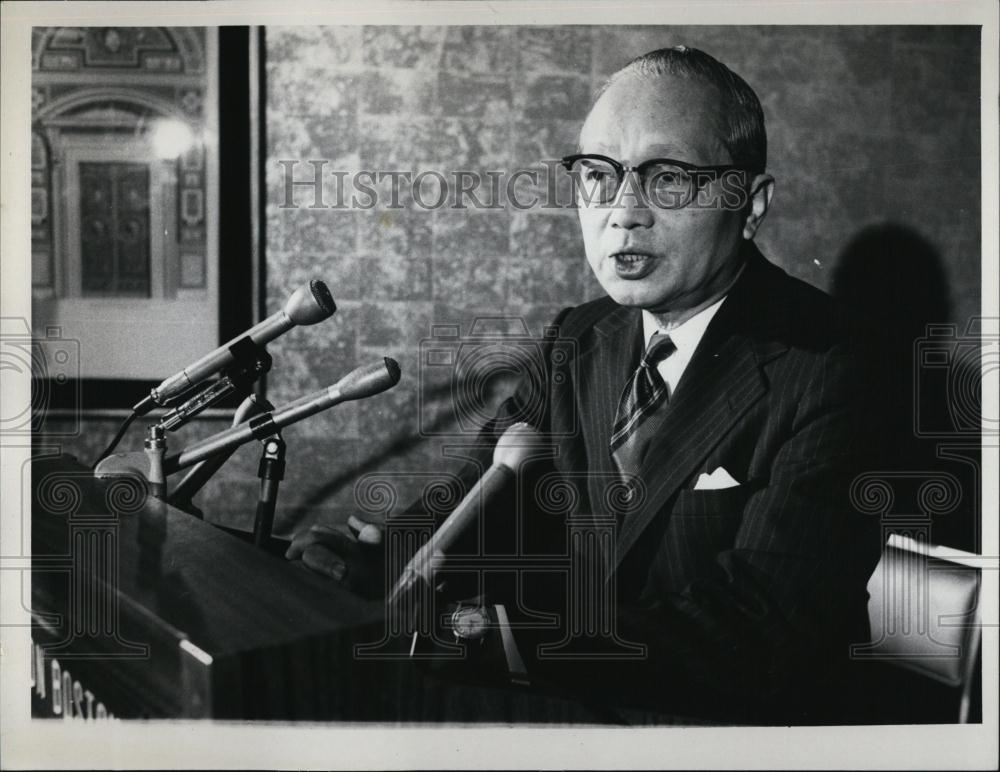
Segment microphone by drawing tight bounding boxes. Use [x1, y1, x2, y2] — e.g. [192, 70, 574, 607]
[162, 358, 401, 475]
[387, 422, 544, 605]
[135, 279, 336, 414]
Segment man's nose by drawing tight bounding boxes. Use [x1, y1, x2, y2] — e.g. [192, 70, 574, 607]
[608, 173, 654, 229]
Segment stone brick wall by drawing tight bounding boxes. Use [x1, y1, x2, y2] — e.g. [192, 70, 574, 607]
[261, 25, 980, 534]
[37, 25, 980, 537]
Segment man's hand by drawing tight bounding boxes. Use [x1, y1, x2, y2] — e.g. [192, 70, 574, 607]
[284, 514, 386, 598]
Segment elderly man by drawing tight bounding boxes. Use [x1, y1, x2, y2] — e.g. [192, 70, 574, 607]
[288, 46, 887, 722]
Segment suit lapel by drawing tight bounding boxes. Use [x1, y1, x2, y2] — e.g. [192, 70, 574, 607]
[611, 243, 790, 569]
[614, 332, 766, 566]
[575, 305, 642, 512]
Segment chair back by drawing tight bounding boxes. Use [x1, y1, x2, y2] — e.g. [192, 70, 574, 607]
[865, 534, 981, 721]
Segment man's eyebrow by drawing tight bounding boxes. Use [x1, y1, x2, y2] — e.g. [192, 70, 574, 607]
[574, 143, 703, 161]
[641, 143, 699, 159]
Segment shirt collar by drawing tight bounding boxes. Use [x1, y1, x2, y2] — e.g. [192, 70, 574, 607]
[641, 293, 729, 360]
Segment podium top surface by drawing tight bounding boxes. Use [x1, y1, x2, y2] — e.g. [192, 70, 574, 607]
[32, 453, 383, 659]
[29, 455, 715, 724]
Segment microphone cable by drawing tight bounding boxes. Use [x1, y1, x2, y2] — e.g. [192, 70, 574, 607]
[92, 409, 138, 468]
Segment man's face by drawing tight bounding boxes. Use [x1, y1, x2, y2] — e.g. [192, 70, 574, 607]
[576, 73, 748, 313]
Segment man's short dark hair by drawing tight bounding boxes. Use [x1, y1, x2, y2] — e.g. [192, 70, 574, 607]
[599, 46, 767, 176]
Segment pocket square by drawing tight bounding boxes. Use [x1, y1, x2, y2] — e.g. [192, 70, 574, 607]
[694, 467, 741, 490]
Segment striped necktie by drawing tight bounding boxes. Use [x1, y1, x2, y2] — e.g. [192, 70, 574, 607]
[610, 332, 677, 479]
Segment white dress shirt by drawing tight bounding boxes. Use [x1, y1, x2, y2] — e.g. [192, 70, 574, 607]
[641, 294, 728, 396]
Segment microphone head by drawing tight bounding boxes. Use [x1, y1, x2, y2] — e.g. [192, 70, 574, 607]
[493, 422, 545, 469]
[284, 279, 336, 325]
[336, 357, 402, 401]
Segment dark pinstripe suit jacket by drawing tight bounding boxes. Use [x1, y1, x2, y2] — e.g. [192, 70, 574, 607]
[472, 241, 887, 719]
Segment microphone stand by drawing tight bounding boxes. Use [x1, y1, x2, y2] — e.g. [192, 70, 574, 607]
[169, 393, 287, 552]
[168, 394, 265, 516]
[148, 345, 272, 504]
[252, 429, 285, 548]
[144, 425, 167, 500]
[103, 358, 400, 548]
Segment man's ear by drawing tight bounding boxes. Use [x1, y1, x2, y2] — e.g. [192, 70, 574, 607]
[742, 173, 775, 240]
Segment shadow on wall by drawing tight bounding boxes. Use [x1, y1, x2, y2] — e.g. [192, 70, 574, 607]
[283, 370, 523, 527]
[831, 223, 952, 336]
[282, 381, 455, 528]
[831, 222, 981, 552]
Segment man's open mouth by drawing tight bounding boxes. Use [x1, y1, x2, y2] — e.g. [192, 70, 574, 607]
[611, 251, 657, 279]
[614, 253, 652, 263]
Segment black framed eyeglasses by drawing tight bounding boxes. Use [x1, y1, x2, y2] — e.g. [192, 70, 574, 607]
[560, 153, 751, 209]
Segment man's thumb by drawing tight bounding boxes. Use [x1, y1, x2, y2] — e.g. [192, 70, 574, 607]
[347, 514, 383, 545]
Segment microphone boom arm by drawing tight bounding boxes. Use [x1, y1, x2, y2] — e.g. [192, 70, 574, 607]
[162, 357, 401, 475]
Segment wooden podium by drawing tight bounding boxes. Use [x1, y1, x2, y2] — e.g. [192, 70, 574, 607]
[29, 454, 625, 723]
